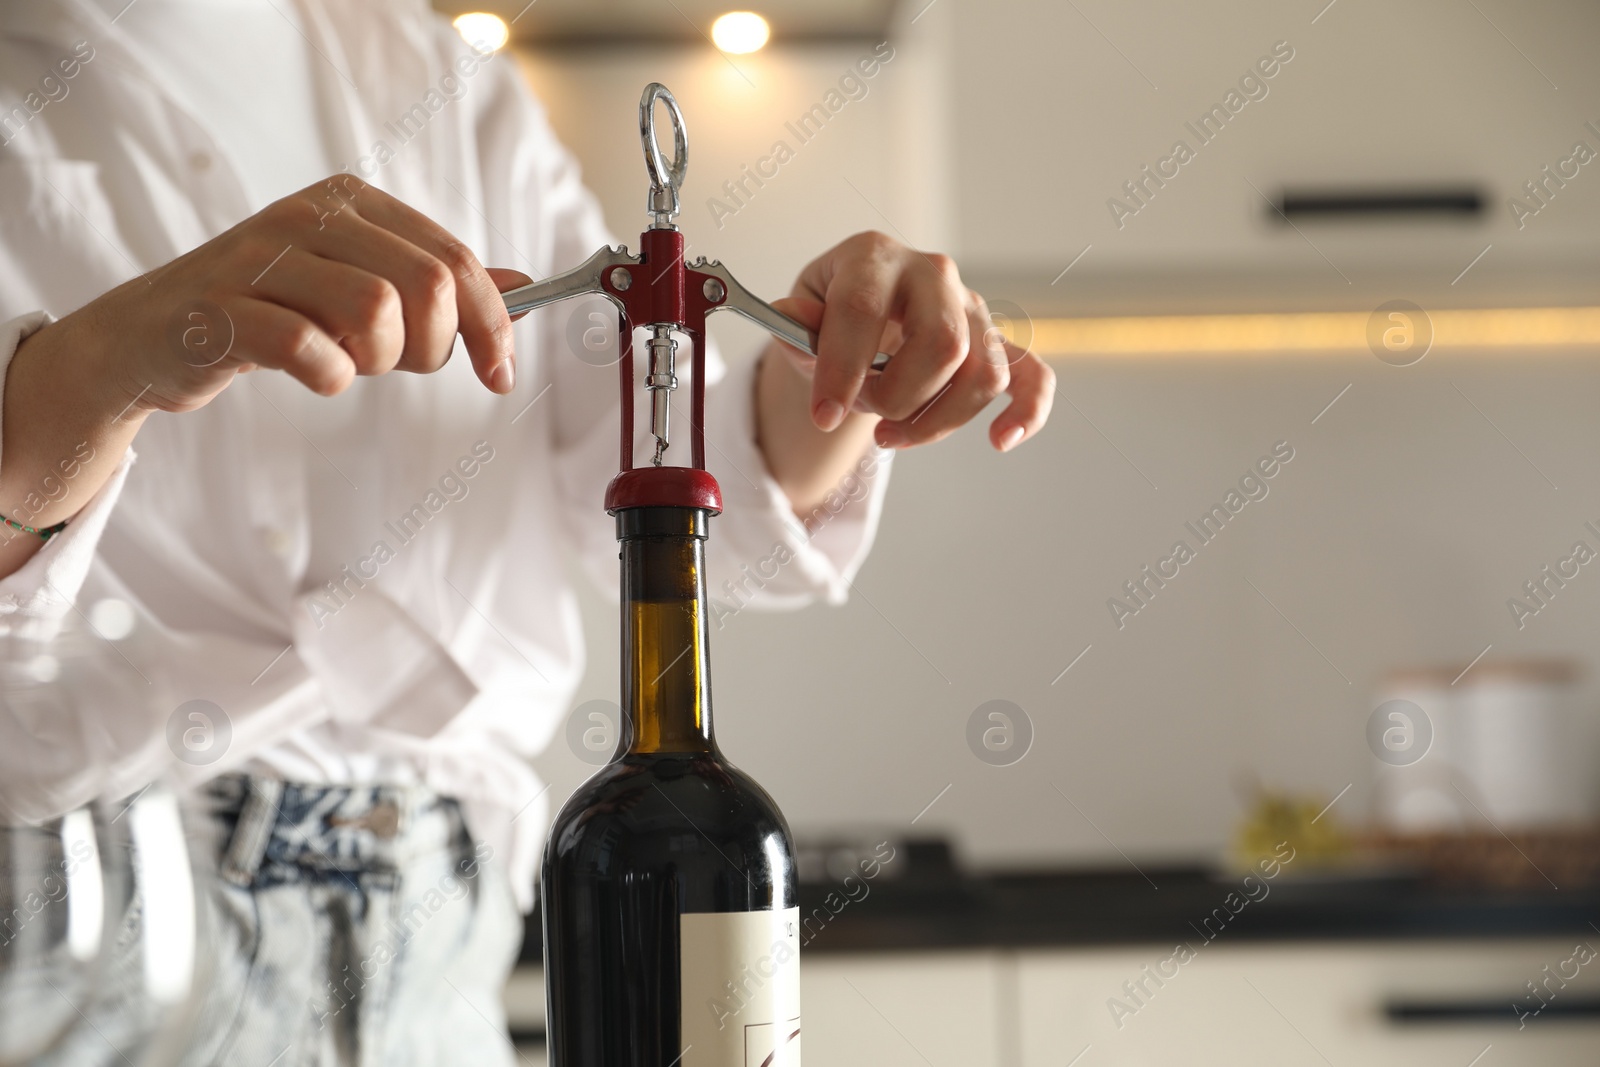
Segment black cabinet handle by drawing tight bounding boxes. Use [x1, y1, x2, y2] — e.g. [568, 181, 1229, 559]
[1385, 998, 1600, 1024]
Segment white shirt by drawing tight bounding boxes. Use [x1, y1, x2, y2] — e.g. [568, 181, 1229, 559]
[0, 0, 889, 906]
[87, 0, 335, 205]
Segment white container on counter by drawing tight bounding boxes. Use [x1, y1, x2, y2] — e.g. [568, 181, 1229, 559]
[1456, 660, 1590, 829]
[1371, 666, 1468, 832]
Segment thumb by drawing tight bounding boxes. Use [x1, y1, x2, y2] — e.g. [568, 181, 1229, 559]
[487, 268, 536, 321]
[767, 296, 826, 376]
[769, 294, 826, 335]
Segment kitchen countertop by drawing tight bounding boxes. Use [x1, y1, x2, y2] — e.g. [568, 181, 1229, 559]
[794, 866, 1600, 953]
[517, 861, 1600, 963]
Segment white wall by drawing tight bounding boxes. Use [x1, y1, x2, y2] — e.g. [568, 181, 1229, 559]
[518, 2, 1600, 873]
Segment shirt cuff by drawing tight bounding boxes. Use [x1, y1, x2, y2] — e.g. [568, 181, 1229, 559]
[700, 351, 892, 611]
[0, 312, 135, 621]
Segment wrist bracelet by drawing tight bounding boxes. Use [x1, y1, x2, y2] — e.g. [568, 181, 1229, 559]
[0, 514, 68, 541]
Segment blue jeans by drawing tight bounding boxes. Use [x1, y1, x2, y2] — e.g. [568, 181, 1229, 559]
[41, 776, 523, 1067]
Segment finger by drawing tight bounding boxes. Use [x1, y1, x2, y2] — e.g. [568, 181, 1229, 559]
[296, 211, 458, 378]
[988, 346, 1055, 451]
[874, 292, 1009, 449]
[227, 297, 354, 397]
[487, 268, 535, 321]
[267, 178, 433, 362]
[249, 248, 403, 376]
[770, 295, 898, 401]
[807, 233, 903, 430]
[859, 253, 969, 422]
[340, 183, 517, 393]
[766, 295, 827, 378]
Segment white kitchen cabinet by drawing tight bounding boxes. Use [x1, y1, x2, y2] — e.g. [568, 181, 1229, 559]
[799, 951, 1006, 1067]
[1015, 940, 1600, 1067]
[947, 0, 1600, 281]
[506, 939, 1600, 1065]
[503, 966, 548, 1065]
[501, 952, 1006, 1067]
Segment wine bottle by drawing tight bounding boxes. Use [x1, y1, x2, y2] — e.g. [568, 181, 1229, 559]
[543, 503, 801, 1067]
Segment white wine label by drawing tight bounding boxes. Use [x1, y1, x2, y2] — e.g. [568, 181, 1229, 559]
[680, 908, 801, 1067]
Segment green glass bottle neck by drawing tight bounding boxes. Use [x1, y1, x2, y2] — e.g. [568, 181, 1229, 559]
[617, 506, 716, 755]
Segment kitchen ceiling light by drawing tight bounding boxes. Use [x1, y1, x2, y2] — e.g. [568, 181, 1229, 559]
[711, 11, 770, 54]
[1028, 307, 1600, 358]
[453, 12, 511, 53]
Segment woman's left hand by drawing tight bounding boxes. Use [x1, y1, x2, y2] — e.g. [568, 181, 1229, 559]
[768, 230, 1055, 452]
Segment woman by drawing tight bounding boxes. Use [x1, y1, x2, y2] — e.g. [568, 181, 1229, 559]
[0, 0, 1053, 1062]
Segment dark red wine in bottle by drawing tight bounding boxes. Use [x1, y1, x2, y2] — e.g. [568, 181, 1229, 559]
[542, 504, 801, 1067]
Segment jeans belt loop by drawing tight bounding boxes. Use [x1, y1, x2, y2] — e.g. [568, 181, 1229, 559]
[219, 777, 285, 887]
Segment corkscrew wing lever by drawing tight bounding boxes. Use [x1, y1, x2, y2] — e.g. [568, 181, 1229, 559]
[499, 245, 641, 317]
[501, 250, 890, 371]
[690, 258, 891, 372]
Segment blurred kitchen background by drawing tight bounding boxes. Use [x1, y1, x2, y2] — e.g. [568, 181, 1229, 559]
[467, 0, 1600, 1063]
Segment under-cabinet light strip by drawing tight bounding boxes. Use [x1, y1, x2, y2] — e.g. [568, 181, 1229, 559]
[1025, 307, 1600, 357]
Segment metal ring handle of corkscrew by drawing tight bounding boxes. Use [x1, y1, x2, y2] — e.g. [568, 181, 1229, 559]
[498, 83, 890, 514]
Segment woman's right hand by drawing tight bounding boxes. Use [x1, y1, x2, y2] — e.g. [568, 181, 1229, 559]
[0, 174, 535, 581]
[92, 173, 526, 414]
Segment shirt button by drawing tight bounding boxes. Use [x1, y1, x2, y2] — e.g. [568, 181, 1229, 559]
[188, 151, 213, 173]
[261, 527, 294, 558]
